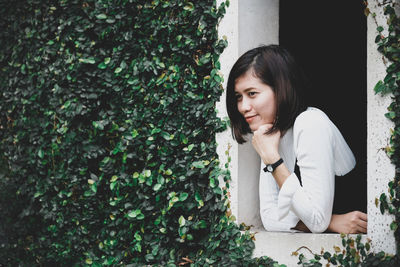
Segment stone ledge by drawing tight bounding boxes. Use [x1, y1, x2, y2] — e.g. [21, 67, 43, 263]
[252, 229, 367, 266]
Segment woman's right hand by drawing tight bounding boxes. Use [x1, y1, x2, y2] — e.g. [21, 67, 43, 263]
[252, 123, 281, 165]
[327, 211, 367, 234]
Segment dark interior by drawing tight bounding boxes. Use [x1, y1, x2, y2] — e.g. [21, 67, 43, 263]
[280, 0, 367, 214]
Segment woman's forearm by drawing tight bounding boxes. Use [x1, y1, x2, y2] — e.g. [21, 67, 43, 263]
[261, 154, 291, 188]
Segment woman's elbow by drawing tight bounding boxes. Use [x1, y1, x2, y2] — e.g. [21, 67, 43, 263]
[262, 219, 278, 232]
[306, 214, 331, 233]
[260, 212, 297, 232]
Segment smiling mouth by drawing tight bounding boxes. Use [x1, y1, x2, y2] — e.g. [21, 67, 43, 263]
[245, 115, 257, 123]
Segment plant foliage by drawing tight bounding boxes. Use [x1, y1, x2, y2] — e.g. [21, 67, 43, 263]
[370, 1, 400, 254]
[295, 234, 398, 266]
[0, 0, 281, 265]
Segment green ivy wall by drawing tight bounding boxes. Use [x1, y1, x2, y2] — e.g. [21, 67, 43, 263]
[0, 0, 279, 266]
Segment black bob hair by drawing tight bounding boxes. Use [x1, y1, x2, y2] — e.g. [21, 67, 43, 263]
[226, 45, 308, 144]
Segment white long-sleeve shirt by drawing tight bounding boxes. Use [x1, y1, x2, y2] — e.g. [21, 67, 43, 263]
[259, 107, 356, 233]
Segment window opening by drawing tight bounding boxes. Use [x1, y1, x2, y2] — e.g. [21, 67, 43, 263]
[279, 0, 367, 214]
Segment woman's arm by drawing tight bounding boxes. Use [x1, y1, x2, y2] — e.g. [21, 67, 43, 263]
[255, 124, 305, 231]
[293, 211, 368, 234]
[253, 111, 338, 233]
[252, 124, 288, 186]
[255, 109, 363, 233]
[259, 166, 301, 232]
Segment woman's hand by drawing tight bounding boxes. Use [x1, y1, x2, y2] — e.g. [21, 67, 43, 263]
[252, 124, 281, 164]
[327, 211, 367, 234]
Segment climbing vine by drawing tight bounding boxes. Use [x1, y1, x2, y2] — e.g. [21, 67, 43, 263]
[295, 234, 397, 266]
[368, 0, 400, 254]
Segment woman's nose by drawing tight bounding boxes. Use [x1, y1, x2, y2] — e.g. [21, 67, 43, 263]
[238, 97, 251, 114]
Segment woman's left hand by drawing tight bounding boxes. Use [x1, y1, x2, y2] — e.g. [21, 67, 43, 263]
[327, 211, 368, 234]
[252, 124, 281, 164]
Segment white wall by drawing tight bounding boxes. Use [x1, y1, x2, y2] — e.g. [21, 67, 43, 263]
[217, 0, 279, 229]
[237, 0, 279, 229]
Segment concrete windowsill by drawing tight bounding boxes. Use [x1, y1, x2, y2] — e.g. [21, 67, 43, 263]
[252, 229, 367, 265]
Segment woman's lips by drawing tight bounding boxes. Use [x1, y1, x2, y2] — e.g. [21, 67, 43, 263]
[245, 115, 257, 123]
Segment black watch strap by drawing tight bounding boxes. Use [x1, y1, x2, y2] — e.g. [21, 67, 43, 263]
[263, 158, 283, 173]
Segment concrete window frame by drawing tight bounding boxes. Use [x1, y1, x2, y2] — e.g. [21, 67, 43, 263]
[216, 0, 396, 264]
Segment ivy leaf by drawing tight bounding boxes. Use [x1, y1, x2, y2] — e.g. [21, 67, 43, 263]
[183, 2, 194, 11]
[151, 128, 161, 134]
[38, 149, 44, 158]
[110, 181, 117, 190]
[192, 161, 204, 168]
[209, 178, 216, 188]
[380, 202, 386, 215]
[138, 174, 146, 184]
[134, 231, 142, 241]
[213, 75, 222, 83]
[161, 131, 172, 140]
[97, 62, 107, 69]
[96, 13, 107, 19]
[198, 220, 207, 229]
[179, 216, 185, 226]
[374, 81, 386, 94]
[153, 183, 161, 191]
[213, 187, 222, 195]
[128, 209, 143, 219]
[195, 191, 204, 207]
[385, 111, 395, 119]
[144, 170, 151, 177]
[179, 192, 188, 201]
[182, 136, 188, 144]
[79, 58, 96, 64]
[390, 221, 398, 231]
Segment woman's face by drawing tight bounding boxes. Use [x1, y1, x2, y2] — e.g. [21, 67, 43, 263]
[234, 70, 277, 132]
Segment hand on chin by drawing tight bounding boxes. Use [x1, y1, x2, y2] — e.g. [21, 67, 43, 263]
[251, 122, 274, 133]
[251, 123, 281, 164]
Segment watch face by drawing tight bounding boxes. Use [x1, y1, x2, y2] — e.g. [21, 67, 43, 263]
[267, 165, 273, 172]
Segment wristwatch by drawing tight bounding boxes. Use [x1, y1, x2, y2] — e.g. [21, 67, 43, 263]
[263, 158, 283, 173]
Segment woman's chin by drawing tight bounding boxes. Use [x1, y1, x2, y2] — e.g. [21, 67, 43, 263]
[250, 121, 274, 132]
[249, 124, 259, 132]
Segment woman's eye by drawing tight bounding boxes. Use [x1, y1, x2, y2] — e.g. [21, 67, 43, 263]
[235, 95, 242, 101]
[248, 92, 257, 97]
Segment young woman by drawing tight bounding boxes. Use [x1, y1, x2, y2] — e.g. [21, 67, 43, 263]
[226, 45, 367, 233]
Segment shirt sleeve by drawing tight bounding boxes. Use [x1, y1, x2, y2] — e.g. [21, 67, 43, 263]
[259, 165, 300, 232]
[277, 110, 337, 233]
